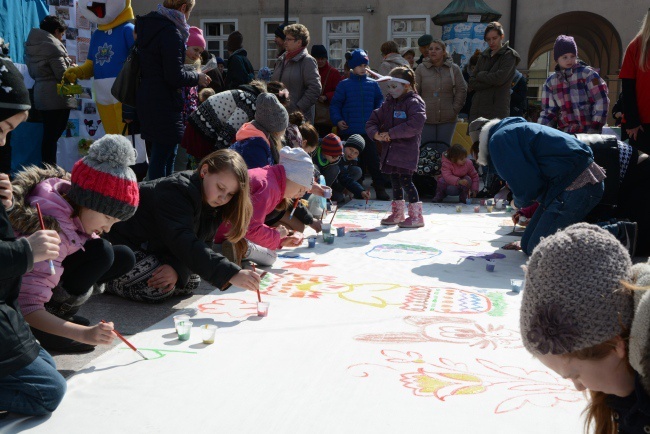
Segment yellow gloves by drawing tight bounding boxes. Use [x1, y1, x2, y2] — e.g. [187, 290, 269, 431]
[63, 59, 94, 82]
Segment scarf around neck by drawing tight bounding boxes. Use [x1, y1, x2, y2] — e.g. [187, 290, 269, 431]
[157, 4, 189, 42]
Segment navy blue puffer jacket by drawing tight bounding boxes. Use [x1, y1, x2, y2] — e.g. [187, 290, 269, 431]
[329, 73, 383, 135]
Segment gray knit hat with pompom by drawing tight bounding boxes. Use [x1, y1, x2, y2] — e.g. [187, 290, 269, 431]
[252, 93, 289, 134]
[68, 134, 139, 221]
[520, 223, 634, 356]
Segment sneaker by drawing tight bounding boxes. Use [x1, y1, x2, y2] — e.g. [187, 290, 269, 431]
[619, 221, 638, 257]
[222, 239, 248, 266]
[0, 410, 7, 420]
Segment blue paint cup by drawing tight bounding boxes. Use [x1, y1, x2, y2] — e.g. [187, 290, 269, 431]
[323, 233, 335, 244]
[465, 198, 472, 205]
[510, 279, 523, 293]
[336, 227, 345, 237]
[307, 237, 316, 248]
[486, 263, 495, 272]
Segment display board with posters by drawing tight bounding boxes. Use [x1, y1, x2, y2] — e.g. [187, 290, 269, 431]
[48, 1, 105, 171]
[441, 22, 488, 70]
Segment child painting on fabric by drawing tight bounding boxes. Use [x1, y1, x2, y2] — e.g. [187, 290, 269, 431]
[312, 133, 343, 186]
[104, 149, 259, 303]
[520, 223, 650, 434]
[538, 35, 610, 134]
[11, 135, 140, 353]
[366, 67, 427, 228]
[214, 147, 315, 267]
[331, 134, 371, 203]
[433, 144, 479, 203]
[0, 53, 67, 416]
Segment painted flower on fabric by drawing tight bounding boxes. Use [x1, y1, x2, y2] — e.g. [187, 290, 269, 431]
[526, 303, 579, 355]
[381, 350, 426, 364]
[438, 323, 522, 350]
[400, 368, 486, 400]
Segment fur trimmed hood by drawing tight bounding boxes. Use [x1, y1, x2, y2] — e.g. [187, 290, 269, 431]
[9, 165, 70, 235]
[630, 262, 650, 394]
[476, 118, 502, 166]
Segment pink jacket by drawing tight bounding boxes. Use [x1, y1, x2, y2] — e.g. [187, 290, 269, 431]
[440, 154, 480, 191]
[214, 165, 286, 250]
[17, 179, 95, 316]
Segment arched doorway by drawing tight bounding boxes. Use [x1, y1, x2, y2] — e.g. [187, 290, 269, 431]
[526, 11, 622, 117]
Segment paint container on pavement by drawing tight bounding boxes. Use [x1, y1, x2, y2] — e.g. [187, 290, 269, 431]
[456, 206, 462, 213]
[336, 227, 345, 237]
[176, 321, 193, 341]
[307, 237, 316, 248]
[474, 206, 480, 213]
[486, 263, 495, 272]
[486, 205, 493, 213]
[506, 205, 512, 213]
[201, 324, 217, 344]
[257, 302, 270, 317]
[173, 314, 190, 328]
[465, 198, 472, 205]
[510, 279, 523, 294]
[323, 232, 335, 244]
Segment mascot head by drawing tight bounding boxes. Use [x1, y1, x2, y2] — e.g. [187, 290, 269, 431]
[80, 0, 134, 28]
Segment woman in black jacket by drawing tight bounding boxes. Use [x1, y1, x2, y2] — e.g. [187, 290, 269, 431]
[136, 0, 211, 180]
[105, 149, 261, 303]
[0, 54, 66, 416]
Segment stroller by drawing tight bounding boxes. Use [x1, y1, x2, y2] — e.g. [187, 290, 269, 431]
[413, 140, 449, 199]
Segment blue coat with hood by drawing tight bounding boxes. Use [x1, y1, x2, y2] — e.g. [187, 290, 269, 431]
[136, 12, 199, 146]
[329, 73, 383, 135]
[476, 117, 594, 209]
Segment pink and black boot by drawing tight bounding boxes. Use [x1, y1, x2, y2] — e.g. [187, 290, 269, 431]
[399, 202, 425, 228]
[381, 200, 406, 225]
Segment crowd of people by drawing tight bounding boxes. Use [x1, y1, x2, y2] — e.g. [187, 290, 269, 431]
[1, 1, 650, 431]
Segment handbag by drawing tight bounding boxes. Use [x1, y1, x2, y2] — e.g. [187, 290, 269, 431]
[56, 78, 83, 97]
[111, 41, 140, 107]
[314, 69, 333, 126]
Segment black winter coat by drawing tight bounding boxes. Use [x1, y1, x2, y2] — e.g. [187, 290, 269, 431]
[136, 12, 199, 146]
[0, 206, 40, 377]
[106, 171, 240, 290]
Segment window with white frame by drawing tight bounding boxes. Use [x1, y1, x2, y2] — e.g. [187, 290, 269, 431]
[201, 19, 238, 61]
[387, 16, 430, 52]
[322, 17, 362, 70]
[260, 18, 298, 70]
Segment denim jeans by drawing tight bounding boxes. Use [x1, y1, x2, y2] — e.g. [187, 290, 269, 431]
[521, 181, 604, 255]
[148, 142, 178, 180]
[0, 348, 66, 415]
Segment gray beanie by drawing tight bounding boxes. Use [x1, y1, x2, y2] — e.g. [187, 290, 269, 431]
[344, 134, 365, 153]
[253, 93, 289, 134]
[520, 223, 634, 356]
[468, 117, 489, 143]
[279, 147, 314, 189]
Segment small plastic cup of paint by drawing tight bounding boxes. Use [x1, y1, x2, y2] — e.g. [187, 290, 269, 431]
[487, 199, 494, 206]
[486, 205, 493, 213]
[323, 233, 335, 244]
[201, 324, 217, 344]
[307, 237, 316, 248]
[474, 206, 480, 213]
[176, 321, 193, 341]
[455, 205, 462, 213]
[465, 198, 472, 205]
[480, 199, 486, 206]
[173, 314, 190, 328]
[322, 186, 332, 199]
[510, 279, 523, 294]
[506, 205, 512, 213]
[257, 302, 270, 317]
[322, 223, 331, 234]
[336, 226, 345, 237]
[486, 263, 495, 272]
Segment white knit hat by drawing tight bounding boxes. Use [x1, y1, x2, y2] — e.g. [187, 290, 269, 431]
[279, 147, 314, 189]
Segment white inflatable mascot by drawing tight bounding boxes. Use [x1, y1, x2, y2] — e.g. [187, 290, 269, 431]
[64, 0, 134, 134]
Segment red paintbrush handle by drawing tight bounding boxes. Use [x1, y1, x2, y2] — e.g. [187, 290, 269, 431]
[102, 320, 137, 352]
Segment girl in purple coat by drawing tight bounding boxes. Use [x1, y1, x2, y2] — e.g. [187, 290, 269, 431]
[366, 67, 427, 228]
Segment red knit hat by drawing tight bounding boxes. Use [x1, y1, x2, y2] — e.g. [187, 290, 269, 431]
[321, 133, 343, 157]
[68, 135, 139, 221]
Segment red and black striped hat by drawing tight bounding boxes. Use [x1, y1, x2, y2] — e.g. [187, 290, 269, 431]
[68, 134, 139, 221]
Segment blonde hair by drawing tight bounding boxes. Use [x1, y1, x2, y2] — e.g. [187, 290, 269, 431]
[162, 0, 195, 13]
[284, 24, 310, 47]
[198, 88, 215, 103]
[197, 149, 252, 242]
[430, 39, 449, 60]
[636, 10, 650, 72]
